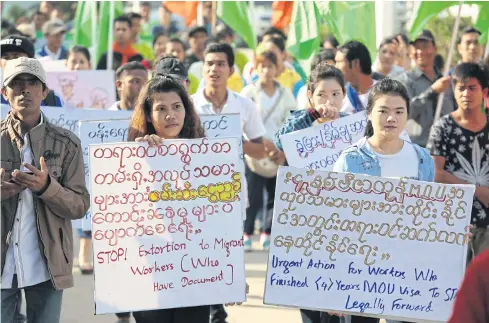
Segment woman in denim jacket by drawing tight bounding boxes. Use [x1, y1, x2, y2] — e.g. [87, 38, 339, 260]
[332, 79, 434, 323]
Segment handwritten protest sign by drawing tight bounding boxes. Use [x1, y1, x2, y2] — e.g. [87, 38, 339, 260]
[199, 113, 248, 215]
[264, 167, 474, 322]
[199, 113, 242, 138]
[45, 70, 116, 109]
[280, 113, 410, 170]
[78, 119, 131, 230]
[89, 138, 246, 313]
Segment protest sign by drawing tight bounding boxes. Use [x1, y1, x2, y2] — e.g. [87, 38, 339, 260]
[78, 119, 131, 230]
[280, 113, 410, 171]
[45, 70, 116, 109]
[199, 113, 242, 138]
[39, 58, 69, 72]
[199, 113, 247, 216]
[264, 166, 475, 322]
[89, 138, 246, 314]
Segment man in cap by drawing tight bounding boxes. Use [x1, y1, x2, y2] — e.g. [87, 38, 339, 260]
[395, 30, 455, 147]
[1, 57, 89, 323]
[36, 19, 68, 60]
[153, 56, 190, 91]
[184, 26, 208, 69]
[1, 35, 63, 107]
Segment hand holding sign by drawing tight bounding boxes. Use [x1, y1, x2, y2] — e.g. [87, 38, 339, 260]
[135, 134, 164, 146]
[12, 157, 50, 194]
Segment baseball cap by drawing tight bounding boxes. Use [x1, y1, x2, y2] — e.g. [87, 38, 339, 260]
[153, 57, 188, 80]
[410, 30, 436, 45]
[42, 19, 67, 36]
[3, 57, 47, 87]
[1, 35, 35, 58]
[188, 26, 208, 38]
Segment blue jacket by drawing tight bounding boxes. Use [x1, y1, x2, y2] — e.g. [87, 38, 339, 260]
[332, 137, 434, 182]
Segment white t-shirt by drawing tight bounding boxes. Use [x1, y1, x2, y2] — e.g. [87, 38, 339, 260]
[341, 80, 378, 114]
[191, 88, 266, 140]
[240, 84, 295, 141]
[296, 85, 309, 110]
[368, 141, 419, 179]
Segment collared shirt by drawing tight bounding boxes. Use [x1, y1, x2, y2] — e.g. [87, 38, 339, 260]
[191, 88, 266, 140]
[36, 45, 68, 61]
[394, 67, 455, 147]
[1, 114, 51, 289]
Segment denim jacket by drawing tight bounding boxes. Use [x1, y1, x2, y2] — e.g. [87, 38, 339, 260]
[332, 137, 435, 182]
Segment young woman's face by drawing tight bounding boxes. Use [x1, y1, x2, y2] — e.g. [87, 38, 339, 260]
[308, 78, 345, 110]
[368, 94, 408, 141]
[150, 91, 186, 139]
[263, 42, 284, 67]
[257, 60, 277, 83]
[66, 52, 91, 70]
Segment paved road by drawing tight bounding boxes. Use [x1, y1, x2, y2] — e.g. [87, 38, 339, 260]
[60, 234, 301, 323]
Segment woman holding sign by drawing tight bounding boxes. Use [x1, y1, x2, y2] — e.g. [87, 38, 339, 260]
[127, 76, 246, 323]
[332, 78, 434, 323]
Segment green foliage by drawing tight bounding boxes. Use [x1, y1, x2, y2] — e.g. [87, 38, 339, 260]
[5, 5, 28, 23]
[424, 13, 473, 67]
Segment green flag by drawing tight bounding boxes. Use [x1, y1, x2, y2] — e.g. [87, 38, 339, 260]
[409, 1, 489, 44]
[474, 2, 489, 44]
[96, 1, 124, 64]
[321, 1, 377, 60]
[73, 1, 97, 48]
[216, 2, 256, 49]
[286, 1, 321, 77]
[408, 1, 456, 39]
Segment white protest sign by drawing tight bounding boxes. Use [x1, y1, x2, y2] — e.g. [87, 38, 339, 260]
[199, 113, 247, 217]
[39, 58, 69, 72]
[199, 113, 242, 138]
[264, 167, 474, 322]
[280, 113, 410, 170]
[78, 119, 131, 231]
[89, 138, 246, 314]
[45, 70, 116, 109]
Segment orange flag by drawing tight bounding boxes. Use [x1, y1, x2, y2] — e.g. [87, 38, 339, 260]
[272, 1, 294, 31]
[163, 1, 199, 27]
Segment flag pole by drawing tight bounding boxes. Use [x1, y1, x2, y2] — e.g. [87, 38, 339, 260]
[211, 1, 217, 35]
[91, 0, 97, 67]
[484, 26, 489, 60]
[107, 0, 115, 70]
[433, 1, 463, 124]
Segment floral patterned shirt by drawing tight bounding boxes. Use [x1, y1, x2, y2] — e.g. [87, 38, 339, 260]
[427, 114, 489, 228]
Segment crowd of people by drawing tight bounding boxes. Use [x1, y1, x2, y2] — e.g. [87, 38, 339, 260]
[1, 1, 489, 323]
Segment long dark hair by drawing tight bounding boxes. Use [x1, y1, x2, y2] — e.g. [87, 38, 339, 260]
[364, 78, 410, 137]
[128, 76, 205, 141]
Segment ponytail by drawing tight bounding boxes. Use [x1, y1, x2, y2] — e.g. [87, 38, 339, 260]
[364, 119, 374, 137]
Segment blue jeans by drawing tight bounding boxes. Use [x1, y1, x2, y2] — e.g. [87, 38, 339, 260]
[1, 275, 63, 323]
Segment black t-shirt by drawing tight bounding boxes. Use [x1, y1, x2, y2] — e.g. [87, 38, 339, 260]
[427, 114, 489, 228]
